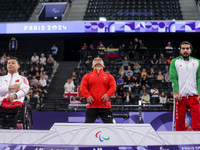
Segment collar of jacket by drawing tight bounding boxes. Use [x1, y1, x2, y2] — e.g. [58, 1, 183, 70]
[93, 68, 104, 74]
[7, 72, 19, 77]
[180, 56, 191, 60]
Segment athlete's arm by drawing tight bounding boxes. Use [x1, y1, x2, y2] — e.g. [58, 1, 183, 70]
[196, 59, 200, 101]
[170, 59, 181, 100]
[105, 74, 116, 98]
[170, 59, 179, 93]
[0, 78, 9, 93]
[81, 74, 91, 98]
[15, 77, 29, 99]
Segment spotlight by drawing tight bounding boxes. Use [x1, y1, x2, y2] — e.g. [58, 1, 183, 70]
[99, 17, 107, 21]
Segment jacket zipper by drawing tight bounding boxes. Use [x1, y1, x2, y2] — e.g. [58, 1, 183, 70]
[9, 74, 13, 94]
[97, 73, 99, 108]
[9, 75, 13, 86]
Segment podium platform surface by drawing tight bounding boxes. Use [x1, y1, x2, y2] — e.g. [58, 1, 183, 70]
[0, 123, 200, 146]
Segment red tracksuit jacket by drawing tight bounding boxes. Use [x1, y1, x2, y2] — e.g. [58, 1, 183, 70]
[81, 69, 116, 108]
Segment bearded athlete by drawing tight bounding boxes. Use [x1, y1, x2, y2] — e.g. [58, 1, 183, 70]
[81, 57, 116, 123]
[170, 41, 200, 131]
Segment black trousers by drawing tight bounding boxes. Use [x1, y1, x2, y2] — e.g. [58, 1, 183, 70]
[85, 108, 113, 123]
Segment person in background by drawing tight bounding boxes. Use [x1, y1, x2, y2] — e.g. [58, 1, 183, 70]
[9, 37, 18, 56]
[150, 54, 158, 64]
[128, 41, 134, 58]
[134, 38, 140, 60]
[0, 53, 7, 65]
[126, 65, 133, 77]
[20, 71, 25, 77]
[163, 65, 169, 75]
[165, 71, 171, 82]
[107, 44, 114, 49]
[124, 92, 131, 105]
[70, 96, 82, 104]
[133, 61, 141, 73]
[97, 42, 105, 49]
[31, 75, 39, 86]
[71, 71, 77, 80]
[0, 67, 6, 76]
[64, 79, 75, 92]
[165, 42, 174, 59]
[157, 71, 164, 82]
[140, 75, 149, 88]
[150, 86, 159, 97]
[140, 86, 149, 97]
[39, 74, 48, 94]
[141, 68, 147, 78]
[185, 118, 192, 131]
[81, 43, 88, 62]
[116, 56, 130, 68]
[119, 66, 125, 76]
[128, 41, 134, 49]
[31, 53, 39, 66]
[141, 91, 150, 104]
[159, 53, 167, 64]
[51, 44, 58, 61]
[35, 72, 40, 80]
[131, 75, 140, 87]
[47, 54, 54, 67]
[159, 91, 167, 104]
[116, 86, 124, 99]
[116, 75, 124, 87]
[167, 91, 174, 104]
[148, 67, 156, 78]
[39, 53, 46, 67]
[139, 40, 146, 49]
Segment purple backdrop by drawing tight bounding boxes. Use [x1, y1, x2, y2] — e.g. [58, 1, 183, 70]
[0, 144, 199, 150]
[32, 112, 192, 131]
[0, 21, 200, 34]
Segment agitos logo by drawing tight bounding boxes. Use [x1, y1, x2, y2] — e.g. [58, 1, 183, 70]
[95, 131, 110, 142]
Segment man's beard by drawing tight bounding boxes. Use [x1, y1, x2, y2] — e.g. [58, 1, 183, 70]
[181, 53, 190, 59]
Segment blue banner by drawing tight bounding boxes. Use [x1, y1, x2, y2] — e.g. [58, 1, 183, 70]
[45, 3, 67, 17]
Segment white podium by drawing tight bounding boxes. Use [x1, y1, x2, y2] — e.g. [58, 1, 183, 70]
[0, 123, 200, 145]
[40, 123, 164, 145]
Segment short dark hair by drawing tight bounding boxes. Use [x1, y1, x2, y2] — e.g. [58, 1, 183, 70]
[7, 57, 19, 64]
[179, 41, 193, 51]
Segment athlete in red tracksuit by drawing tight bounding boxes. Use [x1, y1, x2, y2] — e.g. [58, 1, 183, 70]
[81, 57, 116, 123]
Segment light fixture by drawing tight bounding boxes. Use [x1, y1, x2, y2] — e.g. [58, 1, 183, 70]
[99, 17, 107, 21]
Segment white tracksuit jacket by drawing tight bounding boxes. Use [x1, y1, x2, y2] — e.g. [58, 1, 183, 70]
[0, 72, 29, 103]
[170, 56, 200, 97]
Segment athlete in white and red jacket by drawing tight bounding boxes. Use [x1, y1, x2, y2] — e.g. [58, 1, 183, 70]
[0, 57, 29, 109]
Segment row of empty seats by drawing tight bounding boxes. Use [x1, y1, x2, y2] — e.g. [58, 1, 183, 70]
[84, 0, 183, 20]
[0, 0, 38, 22]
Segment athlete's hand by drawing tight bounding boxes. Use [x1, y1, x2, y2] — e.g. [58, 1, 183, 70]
[102, 94, 109, 103]
[9, 84, 20, 91]
[174, 92, 181, 100]
[7, 94, 17, 102]
[87, 96, 94, 104]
